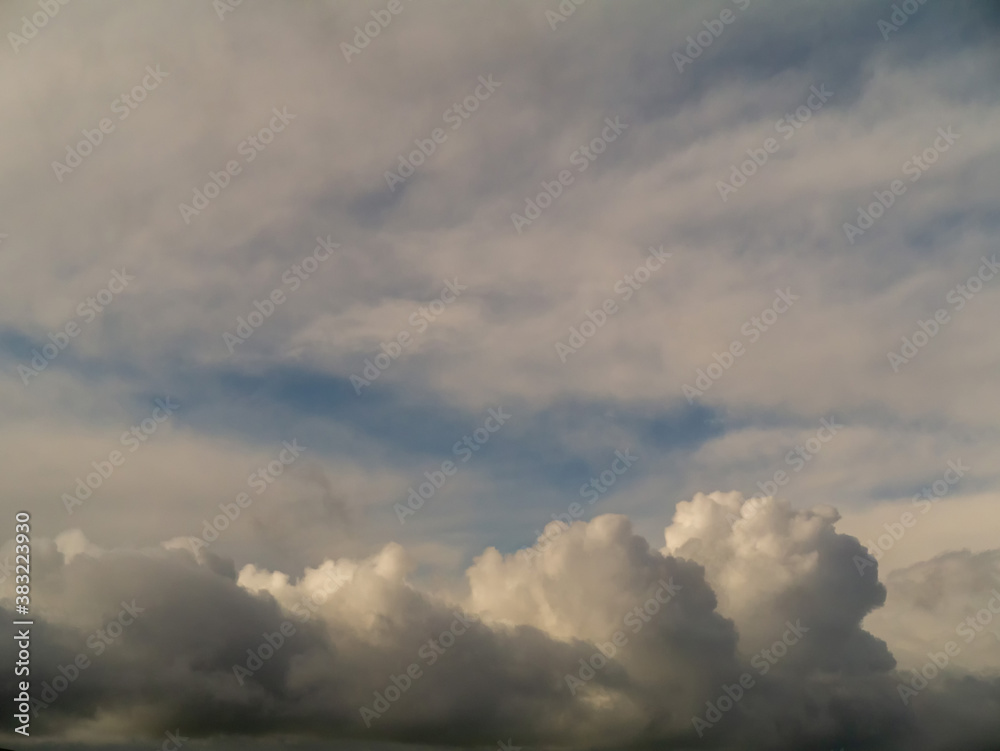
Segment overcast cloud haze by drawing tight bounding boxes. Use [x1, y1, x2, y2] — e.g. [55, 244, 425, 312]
[1, 0, 1000, 749]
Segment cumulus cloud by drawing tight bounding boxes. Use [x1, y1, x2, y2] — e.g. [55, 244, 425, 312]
[3, 500, 999, 750]
[865, 548, 1000, 673]
[662, 491, 895, 674]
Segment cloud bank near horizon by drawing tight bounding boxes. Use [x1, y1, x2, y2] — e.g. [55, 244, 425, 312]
[3, 493, 999, 750]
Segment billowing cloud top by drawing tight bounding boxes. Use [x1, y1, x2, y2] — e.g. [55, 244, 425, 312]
[3, 494, 1000, 750]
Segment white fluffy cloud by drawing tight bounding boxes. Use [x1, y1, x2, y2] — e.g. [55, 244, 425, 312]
[662, 492, 894, 671]
[4, 493, 998, 750]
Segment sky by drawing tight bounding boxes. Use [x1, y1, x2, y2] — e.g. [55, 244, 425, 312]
[1, 0, 999, 749]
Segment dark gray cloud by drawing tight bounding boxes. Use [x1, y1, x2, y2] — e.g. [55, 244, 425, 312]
[1, 505, 998, 750]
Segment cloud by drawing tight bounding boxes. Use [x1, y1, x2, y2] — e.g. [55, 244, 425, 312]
[3, 498, 999, 750]
[865, 548, 1000, 673]
[662, 491, 894, 673]
[3, 1, 1000, 748]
